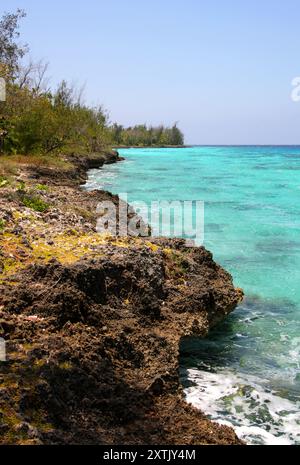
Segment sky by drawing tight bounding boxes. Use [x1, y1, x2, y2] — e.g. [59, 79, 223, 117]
[2, 0, 300, 144]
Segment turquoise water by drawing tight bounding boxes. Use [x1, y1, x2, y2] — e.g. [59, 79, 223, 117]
[86, 146, 300, 444]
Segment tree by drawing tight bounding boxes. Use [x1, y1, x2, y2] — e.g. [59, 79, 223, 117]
[0, 9, 27, 80]
[170, 123, 184, 146]
[109, 122, 185, 147]
[0, 9, 185, 155]
[17, 59, 50, 95]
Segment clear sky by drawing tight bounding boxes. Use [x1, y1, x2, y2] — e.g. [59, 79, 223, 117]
[1, 0, 300, 144]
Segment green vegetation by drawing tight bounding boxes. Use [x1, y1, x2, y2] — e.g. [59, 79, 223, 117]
[35, 183, 48, 191]
[20, 194, 49, 212]
[109, 123, 184, 147]
[0, 218, 6, 230]
[0, 10, 184, 158]
[17, 181, 50, 213]
[0, 176, 8, 188]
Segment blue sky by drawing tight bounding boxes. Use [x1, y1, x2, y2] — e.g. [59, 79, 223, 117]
[1, 0, 300, 144]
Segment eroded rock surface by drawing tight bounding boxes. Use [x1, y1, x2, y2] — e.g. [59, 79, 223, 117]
[0, 152, 243, 445]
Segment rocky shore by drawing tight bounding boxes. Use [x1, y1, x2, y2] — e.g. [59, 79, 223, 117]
[0, 150, 243, 445]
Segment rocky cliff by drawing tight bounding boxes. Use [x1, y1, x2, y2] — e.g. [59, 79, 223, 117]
[0, 151, 243, 445]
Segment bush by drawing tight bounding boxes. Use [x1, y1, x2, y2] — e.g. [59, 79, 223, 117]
[21, 194, 49, 212]
[0, 176, 8, 188]
[0, 218, 6, 230]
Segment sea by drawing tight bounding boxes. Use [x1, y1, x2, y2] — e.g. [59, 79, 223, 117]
[85, 146, 300, 445]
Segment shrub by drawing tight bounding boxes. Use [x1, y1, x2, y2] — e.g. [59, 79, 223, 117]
[35, 183, 48, 191]
[21, 194, 49, 212]
[0, 218, 6, 231]
[0, 176, 8, 188]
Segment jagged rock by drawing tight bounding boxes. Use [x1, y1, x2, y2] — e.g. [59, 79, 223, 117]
[0, 151, 244, 445]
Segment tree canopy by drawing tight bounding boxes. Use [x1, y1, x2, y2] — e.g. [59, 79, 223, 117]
[0, 9, 184, 155]
[0, 9, 27, 80]
[109, 123, 184, 147]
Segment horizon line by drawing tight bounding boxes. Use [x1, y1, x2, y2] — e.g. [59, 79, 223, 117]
[187, 144, 300, 147]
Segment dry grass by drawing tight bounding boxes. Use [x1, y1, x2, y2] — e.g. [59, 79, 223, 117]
[0, 154, 73, 178]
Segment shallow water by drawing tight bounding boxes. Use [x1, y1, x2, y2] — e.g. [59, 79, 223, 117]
[85, 146, 300, 444]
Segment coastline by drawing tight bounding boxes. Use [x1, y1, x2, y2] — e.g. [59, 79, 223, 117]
[112, 145, 189, 149]
[0, 150, 244, 445]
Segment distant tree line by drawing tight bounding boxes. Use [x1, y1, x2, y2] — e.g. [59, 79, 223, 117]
[109, 123, 184, 147]
[0, 10, 184, 155]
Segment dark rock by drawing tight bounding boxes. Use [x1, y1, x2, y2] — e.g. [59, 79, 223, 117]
[0, 150, 243, 445]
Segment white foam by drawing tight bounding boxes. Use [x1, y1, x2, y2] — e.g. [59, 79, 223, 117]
[182, 368, 300, 445]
